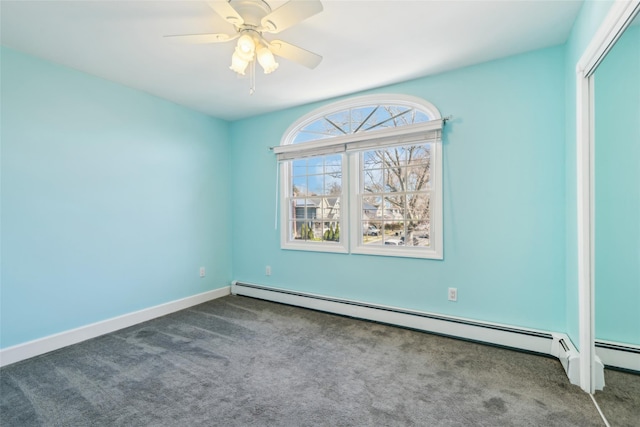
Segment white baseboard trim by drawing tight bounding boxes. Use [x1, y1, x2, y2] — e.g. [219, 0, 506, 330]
[231, 281, 587, 385]
[596, 340, 640, 372]
[0, 286, 231, 368]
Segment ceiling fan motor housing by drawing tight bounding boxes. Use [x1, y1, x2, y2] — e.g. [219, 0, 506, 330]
[230, 0, 272, 29]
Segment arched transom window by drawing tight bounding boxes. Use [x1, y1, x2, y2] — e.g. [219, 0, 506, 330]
[292, 103, 432, 144]
[274, 94, 444, 259]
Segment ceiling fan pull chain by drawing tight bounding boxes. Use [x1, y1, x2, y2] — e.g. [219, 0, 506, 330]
[249, 58, 256, 95]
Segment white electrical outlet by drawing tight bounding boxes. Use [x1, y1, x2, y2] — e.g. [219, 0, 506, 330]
[265, 265, 271, 276]
[448, 287, 457, 302]
[199, 267, 205, 278]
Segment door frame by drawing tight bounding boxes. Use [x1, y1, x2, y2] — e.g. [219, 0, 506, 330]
[575, 0, 640, 393]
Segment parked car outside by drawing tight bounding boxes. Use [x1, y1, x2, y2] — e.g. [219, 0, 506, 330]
[384, 239, 404, 246]
[364, 225, 380, 236]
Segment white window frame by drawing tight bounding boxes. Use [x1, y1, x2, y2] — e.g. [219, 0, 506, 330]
[349, 140, 443, 260]
[277, 94, 444, 259]
[280, 154, 349, 254]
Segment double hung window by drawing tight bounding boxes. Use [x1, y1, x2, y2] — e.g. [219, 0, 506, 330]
[288, 154, 343, 245]
[275, 95, 443, 259]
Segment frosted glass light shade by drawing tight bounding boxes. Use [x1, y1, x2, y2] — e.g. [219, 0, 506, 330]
[257, 47, 279, 74]
[237, 34, 255, 55]
[229, 51, 249, 75]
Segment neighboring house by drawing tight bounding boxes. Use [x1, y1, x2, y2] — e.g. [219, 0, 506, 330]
[317, 197, 340, 221]
[362, 202, 378, 223]
[294, 197, 341, 239]
[294, 198, 318, 222]
[375, 203, 403, 221]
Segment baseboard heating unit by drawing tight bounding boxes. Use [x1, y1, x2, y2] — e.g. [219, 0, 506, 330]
[596, 340, 640, 373]
[231, 281, 592, 387]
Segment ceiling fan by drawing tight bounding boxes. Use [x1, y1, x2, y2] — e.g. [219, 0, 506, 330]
[166, 0, 323, 80]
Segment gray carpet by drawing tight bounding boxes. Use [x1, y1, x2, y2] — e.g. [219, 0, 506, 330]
[595, 369, 640, 427]
[0, 295, 610, 426]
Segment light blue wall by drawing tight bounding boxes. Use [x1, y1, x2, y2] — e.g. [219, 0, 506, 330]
[563, 0, 615, 350]
[230, 46, 567, 332]
[594, 25, 640, 346]
[0, 48, 232, 349]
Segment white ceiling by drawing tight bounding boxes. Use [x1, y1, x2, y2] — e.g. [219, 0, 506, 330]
[0, 0, 584, 121]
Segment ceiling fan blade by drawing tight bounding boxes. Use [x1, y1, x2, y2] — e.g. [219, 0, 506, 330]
[207, 1, 244, 27]
[268, 40, 322, 69]
[164, 33, 238, 44]
[261, 0, 323, 34]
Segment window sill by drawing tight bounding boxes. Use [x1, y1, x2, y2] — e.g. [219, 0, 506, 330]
[351, 245, 443, 260]
[281, 241, 349, 254]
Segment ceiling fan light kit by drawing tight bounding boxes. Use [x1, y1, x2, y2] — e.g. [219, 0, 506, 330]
[229, 30, 278, 75]
[166, 0, 323, 93]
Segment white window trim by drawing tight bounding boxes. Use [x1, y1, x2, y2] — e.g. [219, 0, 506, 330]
[278, 94, 444, 259]
[274, 119, 443, 160]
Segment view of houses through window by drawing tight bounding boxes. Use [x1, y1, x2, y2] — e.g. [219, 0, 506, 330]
[290, 154, 342, 243]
